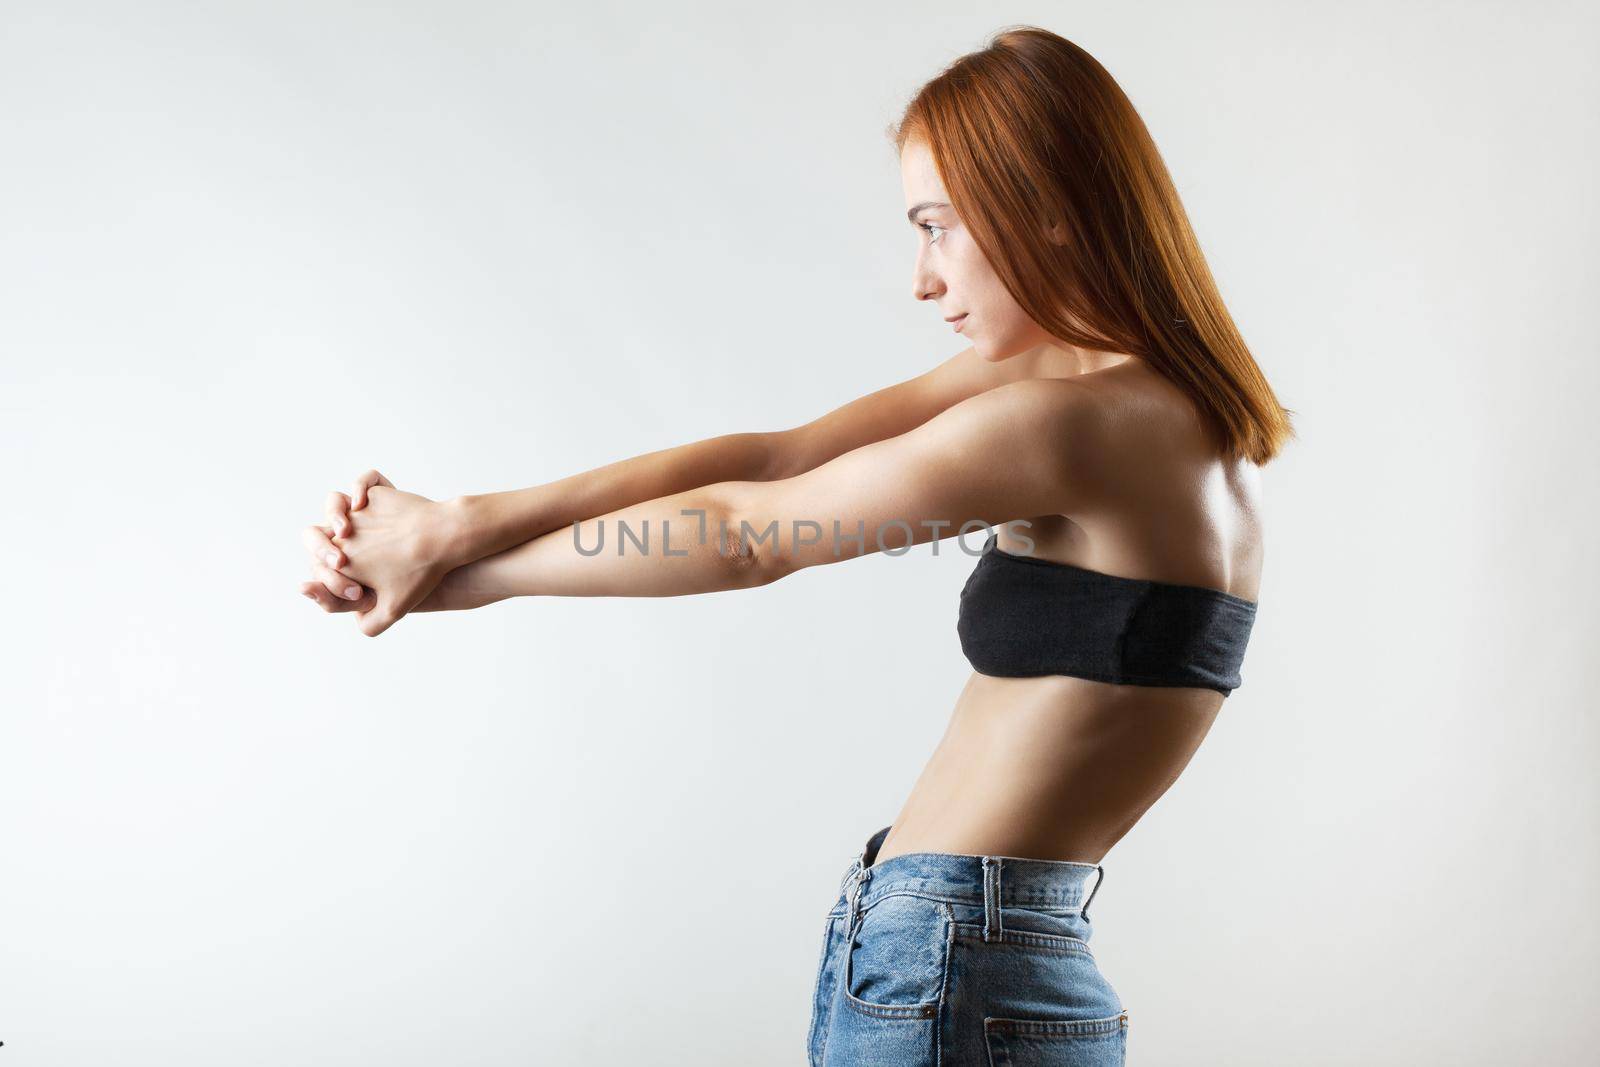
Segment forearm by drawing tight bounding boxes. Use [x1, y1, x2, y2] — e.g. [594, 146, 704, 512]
[441, 431, 781, 568]
[441, 482, 775, 601]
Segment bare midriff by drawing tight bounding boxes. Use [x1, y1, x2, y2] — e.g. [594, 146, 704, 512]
[870, 671, 1226, 868]
[867, 354, 1260, 870]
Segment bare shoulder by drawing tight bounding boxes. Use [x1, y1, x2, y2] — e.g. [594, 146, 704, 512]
[944, 372, 1105, 445]
[770, 344, 1028, 481]
[1063, 358, 1267, 598]
[1060, 359, 1228, 467]
[934, 374, 1112, 507]
[1070, 358, 1194, 430]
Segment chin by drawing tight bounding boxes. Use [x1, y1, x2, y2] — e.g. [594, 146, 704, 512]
[974, 336, 1025, 363]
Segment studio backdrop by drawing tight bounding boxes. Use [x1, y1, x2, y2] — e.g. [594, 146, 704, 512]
[2, 1, 1596, 1064]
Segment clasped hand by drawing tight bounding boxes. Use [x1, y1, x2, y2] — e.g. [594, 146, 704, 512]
[298, 470, 458, 637]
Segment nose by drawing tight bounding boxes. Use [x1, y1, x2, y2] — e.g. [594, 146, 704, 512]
[912, 245, 944, 303]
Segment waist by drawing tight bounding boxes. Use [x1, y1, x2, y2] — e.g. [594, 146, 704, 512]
[840, 824, 1104, 916]
[877, 673, 1223, 865]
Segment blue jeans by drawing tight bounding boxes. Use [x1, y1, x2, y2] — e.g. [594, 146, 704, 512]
[808, 824, 1128, 1066]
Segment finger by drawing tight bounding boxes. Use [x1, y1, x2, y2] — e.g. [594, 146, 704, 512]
[303, 578, 375, 613]
[302, 578, 344, 612]
[301, 580, 347, 612]
[301, 580, 354, 613]
[302, 523, 345, 570]
[312, 560, 366, 602]
[351, 469, 395, 511]
[325, 491, 353, 537]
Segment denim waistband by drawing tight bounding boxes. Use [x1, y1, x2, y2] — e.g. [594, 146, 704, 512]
[838, 824, 1107, 922]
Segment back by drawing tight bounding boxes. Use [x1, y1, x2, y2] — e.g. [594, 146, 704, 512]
[868, 353, 1265, 868]
[997, 355, 1264, 605]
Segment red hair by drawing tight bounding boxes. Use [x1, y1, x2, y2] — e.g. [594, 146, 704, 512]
[891, 26, 1296, 464]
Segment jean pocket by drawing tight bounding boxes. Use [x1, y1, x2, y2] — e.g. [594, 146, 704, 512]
[948, 905, 1125, 1046]
[984, 1010, 1129, 1065]
[840, 893, 949, 1019]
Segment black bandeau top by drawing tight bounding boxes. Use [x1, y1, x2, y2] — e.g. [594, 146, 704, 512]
[957, 531, 1258, 697]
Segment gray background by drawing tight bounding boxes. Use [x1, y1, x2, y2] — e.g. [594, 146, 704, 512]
[3, 1, 1596, 1063]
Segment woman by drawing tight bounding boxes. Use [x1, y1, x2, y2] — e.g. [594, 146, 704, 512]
[299, 25, 1293, 1066]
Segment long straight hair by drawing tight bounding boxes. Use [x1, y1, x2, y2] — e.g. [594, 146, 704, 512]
[892, 26, 1295, 464]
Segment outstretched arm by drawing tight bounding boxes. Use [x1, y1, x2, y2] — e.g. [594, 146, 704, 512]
[303, 346, 1017, 628]
[318, 345, 997, 561]
[438, 431, 779, 571]
[434, 377, 1100, 604]
[437, 345, 1002, 569]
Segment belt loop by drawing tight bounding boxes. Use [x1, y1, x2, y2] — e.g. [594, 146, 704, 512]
[1081, 864, 1105, 923]
[982, 857, 1003, 942]
[846, 826, 886, 935]
[847, 862, 870, 933]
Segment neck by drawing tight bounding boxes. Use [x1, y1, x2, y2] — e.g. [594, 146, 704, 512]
[1033, 342, 1140, 377]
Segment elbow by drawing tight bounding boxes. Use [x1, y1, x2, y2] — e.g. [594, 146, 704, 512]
[717, 499, 794, 589]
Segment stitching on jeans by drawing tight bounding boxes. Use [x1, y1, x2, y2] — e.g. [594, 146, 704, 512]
[981, 858, 994, 943]
[995, 858, 1004, 941]
[984, 1010, 1126, 1037]
[935, 901, 953, 1067]
[855, 887, 1095, 914]
[1081, 866, 1105, 923]
[852, 851, 1101, 871]
[809, 913, 836, 1067]
[837, 894, 945, 1021]
[951, 922, 1095, 955]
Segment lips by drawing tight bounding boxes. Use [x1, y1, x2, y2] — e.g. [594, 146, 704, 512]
[949, 314, 969, 333]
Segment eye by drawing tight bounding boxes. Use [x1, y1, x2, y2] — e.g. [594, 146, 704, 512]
[919, 221, 947, 245]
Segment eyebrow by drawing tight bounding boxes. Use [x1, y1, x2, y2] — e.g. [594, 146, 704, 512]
[906, 200, 951, 224]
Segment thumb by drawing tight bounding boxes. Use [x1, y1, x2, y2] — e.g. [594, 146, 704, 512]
[356, 603, 394, 638]
[352, 469, 396, 511]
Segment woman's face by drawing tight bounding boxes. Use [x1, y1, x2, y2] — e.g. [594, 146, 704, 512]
[900, 138, 1055, 361]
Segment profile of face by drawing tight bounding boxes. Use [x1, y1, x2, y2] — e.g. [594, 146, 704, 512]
[900, 138, 1056, 362]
